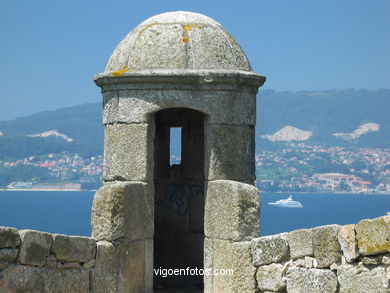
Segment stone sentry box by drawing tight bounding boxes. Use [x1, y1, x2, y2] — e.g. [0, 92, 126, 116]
[91, 11, 265, 292]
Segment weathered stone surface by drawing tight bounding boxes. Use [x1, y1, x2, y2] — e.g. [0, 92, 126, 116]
[102, 89, 257, 125]
[59, 262, 82, 269]
[381, 254, 390, 264]
[116, 240, 148, 293]
[0, 249, 18, 262]
[0, 261, 7, 270]
[52, 234, 96, 262]
[0, 265, 89, 293]
[337, 263, 389, 293]
[204, 238, 214, 293]
[330, 263, 339, 271]
[92, 181, 154, 241]
[205, 124, 255, 183]
[287, 228, 313, 259]
[205, 180, 259, 241]
[104, 12, 252, 73]
[91, 241, 118, 293]
[256, 263, 286, 292]
[338, 224, 359, 263]
[361, 255, 381, 265]
[83, 259, 95, 269]
[144, 239, 153, 293]
[205, 238, 256, 293]
[312, 225, 342, 268]
[355, 215, 390, 256]
[286, 267, 338, 293]
[295, 258, 306, 267]
[252, 234, 290, 266]
[0, 226, 20, 248]
[19, 230, 52, 267]
[305, 256, 314, 268]
[103, 123, 154, 182]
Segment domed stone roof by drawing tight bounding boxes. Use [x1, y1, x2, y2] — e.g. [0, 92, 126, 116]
[105, 11, 253, 73]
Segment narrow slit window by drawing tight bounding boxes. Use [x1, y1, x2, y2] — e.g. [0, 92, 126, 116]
[170, 127, 182, 166]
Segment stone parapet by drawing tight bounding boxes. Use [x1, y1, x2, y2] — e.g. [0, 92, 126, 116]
[0, 227, 97, 292]
[251, 215, 390, 293]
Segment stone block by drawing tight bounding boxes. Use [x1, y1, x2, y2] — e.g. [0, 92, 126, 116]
[103, 123, 154, 182]
[83, 259, 95, 269]
[355, 215, 390, 256]
[0, 226, 20, 248]
[18, 230, 52, 267]
[256, 263, 286, 292]
[92, 181, 154, 241]
[205, 180, 259, 241]
[252, 234, 290, 266]
[205, 238, 256, 293]
[102, 91, 119, 124]
[312, 225, 342, 268]
[0, 261, 7, 270]
[52, 234, 96, 262]
[144, 239, 153, 293]
[91, 241, 118, 293]
[60, 262, 82, 269]
[0, 249, 18, 262]
[104, 89, 256, 125]
[304, 256, 314, 268]
[205, 124, 255, 183]
[286, 267, 338, 293]
[381, 254, 390, 264]
[337, 263, 389, 293]
[204, 238, 214, 293]
[287, 228, 313, 259]
[0, 266, 89, 293]
[338, 224, 359, 263]
[361, 255, 381, 265]
[116, 240, 149, 293]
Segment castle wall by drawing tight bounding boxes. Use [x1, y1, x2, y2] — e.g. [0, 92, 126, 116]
[0, 228, 96, 292]
[1, 214, 389, 292]
[216, 214, 389, 293]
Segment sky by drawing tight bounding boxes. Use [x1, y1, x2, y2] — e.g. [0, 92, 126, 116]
[0, 0, 389, 121]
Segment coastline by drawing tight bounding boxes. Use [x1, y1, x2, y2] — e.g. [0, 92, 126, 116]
[1, 189, 388, 195]
[262, 191, 390, 195]
[0, 188, 96, 192]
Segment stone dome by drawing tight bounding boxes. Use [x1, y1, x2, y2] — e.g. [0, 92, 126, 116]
[105, 11, 253, 73]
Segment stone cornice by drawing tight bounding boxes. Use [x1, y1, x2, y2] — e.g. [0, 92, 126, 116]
[94, 69, 266, 91]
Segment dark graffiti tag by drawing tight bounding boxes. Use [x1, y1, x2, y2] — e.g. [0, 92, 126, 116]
[156, 180, 204, 216]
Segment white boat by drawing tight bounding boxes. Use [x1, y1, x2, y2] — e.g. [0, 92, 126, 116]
[268, 196, 303, 208]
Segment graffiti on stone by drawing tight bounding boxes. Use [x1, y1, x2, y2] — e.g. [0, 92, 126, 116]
[156, 180, 204, 216]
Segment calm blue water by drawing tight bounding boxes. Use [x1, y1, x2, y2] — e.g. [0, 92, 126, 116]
[261, 193, 390, 236]
[0, 191, 94, 236]
[0, 191, 389, 236]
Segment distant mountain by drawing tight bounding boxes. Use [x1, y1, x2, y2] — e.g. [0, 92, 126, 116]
[0, 89, 389, 160]
[0, 103, 103, 159]
[256, 89, 390, 151]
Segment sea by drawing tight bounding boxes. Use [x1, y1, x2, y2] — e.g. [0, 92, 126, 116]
[0, 191, 389, 237]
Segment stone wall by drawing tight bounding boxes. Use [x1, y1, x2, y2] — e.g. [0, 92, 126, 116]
[0, 227, 96, 292]
[1, 215, 389, 292]
[250, 215, 390, 293]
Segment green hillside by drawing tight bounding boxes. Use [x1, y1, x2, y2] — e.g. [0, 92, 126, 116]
[0, 89, 389, 160]
[256, 88, 390, 151]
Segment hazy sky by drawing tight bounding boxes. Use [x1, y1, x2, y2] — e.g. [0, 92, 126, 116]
[0, 0, 389, 120]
